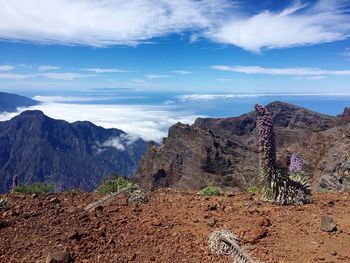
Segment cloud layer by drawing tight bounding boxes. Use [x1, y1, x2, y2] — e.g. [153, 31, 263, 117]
[212, 65, 350, 76]
[0, 65, 15, 71]
[0, 100, 201, 141]
[0, 0, 349, 52]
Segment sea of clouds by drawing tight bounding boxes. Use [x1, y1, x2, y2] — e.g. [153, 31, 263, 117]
[0, 97, 202, 142]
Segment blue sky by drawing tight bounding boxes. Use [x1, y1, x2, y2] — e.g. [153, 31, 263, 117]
[0, 0, 350, 94]
[1, 0, 350, 141]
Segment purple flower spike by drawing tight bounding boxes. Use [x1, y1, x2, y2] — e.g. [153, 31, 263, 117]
[289, 153, 304, 173]
[255, 104, 276, 181]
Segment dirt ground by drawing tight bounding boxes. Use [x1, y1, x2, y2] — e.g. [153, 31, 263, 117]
[0, 190, 349, 263]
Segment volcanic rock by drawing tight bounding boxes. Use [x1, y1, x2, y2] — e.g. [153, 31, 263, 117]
[320, 215, 337, 232]
[135, 101, 350, 192]
[46, 250, 70, 263]
[206, 217, 217, 227]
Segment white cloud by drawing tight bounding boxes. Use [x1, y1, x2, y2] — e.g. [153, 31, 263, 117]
[171, 70, 192, 75]
[0, 73, 34, 80]
[0, 1, 349, 52]
[307, 76, 326, 80]
[212, 65, 350, 76]
[98, 133, 139, 151]
[38, 65, 60, 71]
[163, 100, 175, 105]
[38, 72, 94, 80]
[99, 137, 126, 151]
[131, 78, 145, 83]
[179, 94, 260, 101]
[0, 102, 201, 141]
[209, 0, 350, 52]
[146, 74, 169, 79]
[0, 65, 15, 71]
[342, 48, 350, 61]
[33, 95, 110, 102]
[217, 78, 234, 82]
[0, 72, 94, 80]
[179, 92, 350, 101]
[0, 0, 229, 47]
[83, 68, 133, 73]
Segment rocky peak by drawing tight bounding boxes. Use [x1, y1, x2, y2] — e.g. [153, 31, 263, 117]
[337, 107, 350, 125]
[135, 101, 349, 192]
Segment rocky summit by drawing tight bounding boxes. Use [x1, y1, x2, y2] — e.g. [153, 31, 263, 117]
[135, 101, 350, 192]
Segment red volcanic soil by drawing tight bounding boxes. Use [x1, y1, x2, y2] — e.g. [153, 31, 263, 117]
[0, 190, 350, 263]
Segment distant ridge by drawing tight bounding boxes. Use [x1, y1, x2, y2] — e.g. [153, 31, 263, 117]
[0, 110, 148, 193]
[0, 92, 39, 112]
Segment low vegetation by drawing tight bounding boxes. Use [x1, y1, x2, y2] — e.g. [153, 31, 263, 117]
[245, 185, 260, 194]
[200, 186, 221, 196]
[0, 196, 8, 210]
[97, 176, 138, 194]
[13, 183, 54, 195]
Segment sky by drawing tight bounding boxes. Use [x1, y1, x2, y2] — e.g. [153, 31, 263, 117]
[1, 0, 350, 142]
[0, 0, 350, 94]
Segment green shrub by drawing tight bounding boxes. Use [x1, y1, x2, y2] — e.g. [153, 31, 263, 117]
[200, 186, 221, 196]
[0, 196, 8, 210]
[245, 185, 260, 194]
[97, 177, 137, 194]
[13, 183, 54, 195]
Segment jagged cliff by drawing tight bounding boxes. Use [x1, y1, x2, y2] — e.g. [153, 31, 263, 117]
[135, 101, 350, 192]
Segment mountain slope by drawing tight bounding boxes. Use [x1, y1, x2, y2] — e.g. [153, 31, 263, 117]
[135, 101, 350, 192]
[0, 92, 39, 112]
[0, 110, 148, 192]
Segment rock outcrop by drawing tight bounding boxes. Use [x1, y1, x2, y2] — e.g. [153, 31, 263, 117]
[135, 101, 350, 192]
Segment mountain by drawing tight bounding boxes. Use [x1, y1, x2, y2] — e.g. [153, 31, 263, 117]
[0, 92, 39, 112]
[0, 110, 148, 192]
[135, 101, 350, 192]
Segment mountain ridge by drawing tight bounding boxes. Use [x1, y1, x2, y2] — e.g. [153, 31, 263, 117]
[0, 92, 39, 112]
[135, 101, 350, 192]
[0, 110, 148, 193]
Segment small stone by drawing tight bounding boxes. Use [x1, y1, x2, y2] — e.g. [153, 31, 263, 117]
[330, 251, 337, 256]
[128, 253, 136, 261]
[107, 238, 115, 244]
[256, 217, 271, 227]
[49, 197, 60, 204]
[0, 220, 8, 228]
[243, 227, 268, 244]
[207, 204, 217, 211]
[151, 220, 162, 227]
[46, 250, 70, 263]
[206, 217, 217, 227]
[67, 229, 86, 240]
[320, 215, 337, 232]
[93, 205, 103, 212]
[328, 201, 335, 207]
